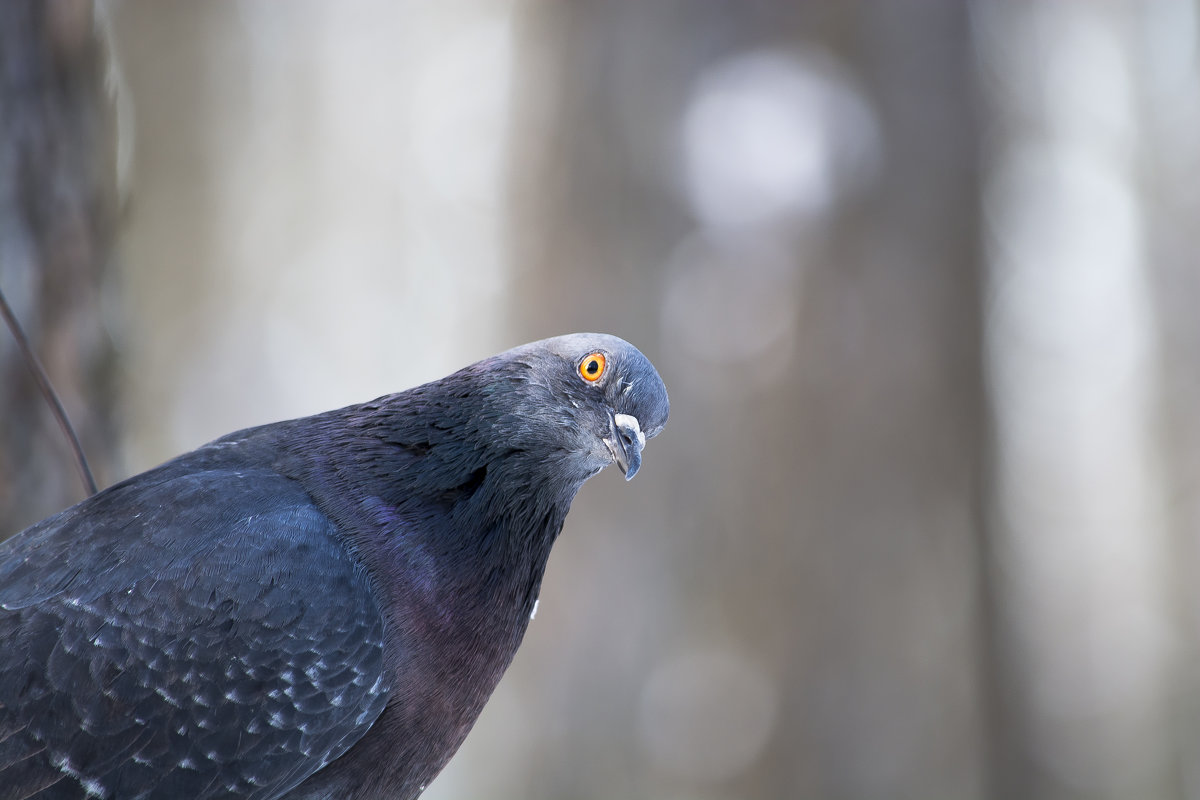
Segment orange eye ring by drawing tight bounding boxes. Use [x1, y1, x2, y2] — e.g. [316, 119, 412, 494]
[579, 352, 606, 382]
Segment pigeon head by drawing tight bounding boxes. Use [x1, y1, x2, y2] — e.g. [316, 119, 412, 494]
[497, 333, 669, 482]
[285, 333, 668, 523]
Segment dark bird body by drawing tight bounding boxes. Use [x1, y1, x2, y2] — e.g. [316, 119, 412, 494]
[0, 334, 668, 800]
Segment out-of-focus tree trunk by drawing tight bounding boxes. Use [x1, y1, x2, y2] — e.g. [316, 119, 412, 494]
[508, 3, 992, 799]
[978, 4, 1180, 800]
[1146, 24, 1200, 798]
[0, 0, 119, 534]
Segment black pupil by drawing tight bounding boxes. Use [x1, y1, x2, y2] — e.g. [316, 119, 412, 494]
[586, 359, 599, 375]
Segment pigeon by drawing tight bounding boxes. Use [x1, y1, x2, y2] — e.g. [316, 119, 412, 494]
[0, 332, 669, 800]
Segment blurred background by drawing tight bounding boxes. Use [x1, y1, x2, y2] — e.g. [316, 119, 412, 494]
[3, 1, 1200, 798]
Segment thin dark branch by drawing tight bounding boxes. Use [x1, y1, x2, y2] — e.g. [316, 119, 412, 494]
[0, 284, 98, 496]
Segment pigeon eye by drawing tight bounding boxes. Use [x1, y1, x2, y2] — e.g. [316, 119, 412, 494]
[579, 353, 606, 382]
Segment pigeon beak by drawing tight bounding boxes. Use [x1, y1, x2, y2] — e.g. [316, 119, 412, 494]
[606, 413, 646, 481]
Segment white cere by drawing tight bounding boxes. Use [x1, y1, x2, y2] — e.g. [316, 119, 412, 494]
[613, 413, 647, 448]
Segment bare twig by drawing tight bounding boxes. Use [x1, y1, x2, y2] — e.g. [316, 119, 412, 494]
[0, 285, 98, 496]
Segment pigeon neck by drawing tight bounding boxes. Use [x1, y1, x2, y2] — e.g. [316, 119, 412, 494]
[277, 395, 584, 609]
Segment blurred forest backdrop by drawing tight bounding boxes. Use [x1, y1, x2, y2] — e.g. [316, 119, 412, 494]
[3, 1, 1200, 799]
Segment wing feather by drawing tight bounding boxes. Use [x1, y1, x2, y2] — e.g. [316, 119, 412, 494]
[0, 465, 388, 800]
